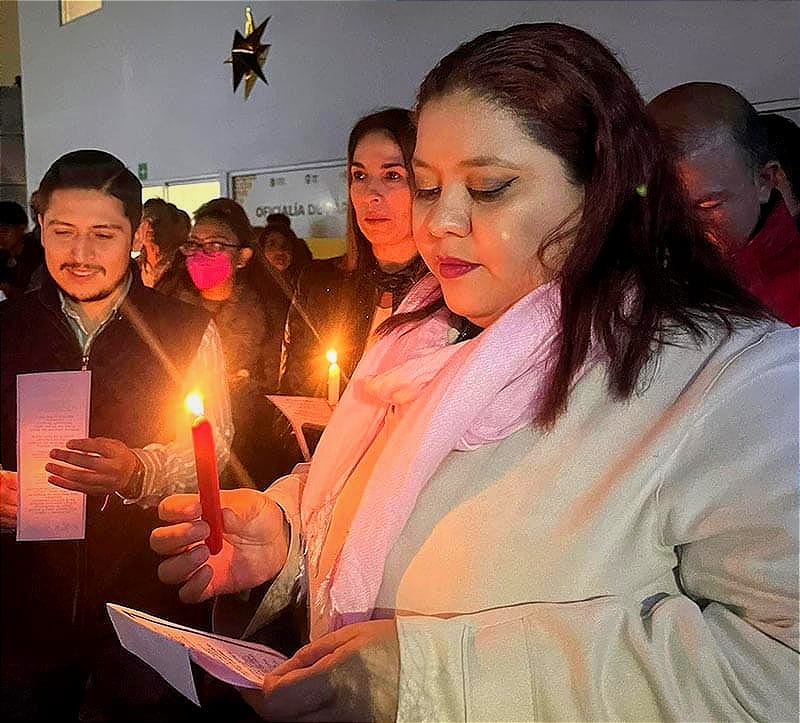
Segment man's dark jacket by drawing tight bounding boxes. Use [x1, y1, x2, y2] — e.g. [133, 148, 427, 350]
[0, 265, 210, 669]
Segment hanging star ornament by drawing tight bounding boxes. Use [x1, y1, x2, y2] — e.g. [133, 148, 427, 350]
[225, 7, 270, 99]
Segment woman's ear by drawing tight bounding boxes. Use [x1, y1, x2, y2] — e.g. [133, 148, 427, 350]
[132, 219, 151, 254]
[236, 246, 254, 268]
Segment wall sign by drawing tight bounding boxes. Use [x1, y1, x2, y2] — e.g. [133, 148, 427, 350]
[60, 0, 102, 25]
[230, 161, 348, 257]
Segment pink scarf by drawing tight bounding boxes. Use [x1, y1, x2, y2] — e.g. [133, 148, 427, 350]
[301, 274, 594, 636]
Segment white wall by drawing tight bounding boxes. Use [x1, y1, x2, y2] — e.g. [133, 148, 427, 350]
[17, 0, 800, 195]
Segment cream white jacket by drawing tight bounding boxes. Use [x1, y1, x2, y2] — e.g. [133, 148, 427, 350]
[231, 321, 798, 722]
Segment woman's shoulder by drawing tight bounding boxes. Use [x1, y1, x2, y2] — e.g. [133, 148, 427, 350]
[711, 318, 797, 386]
[692, 318, 795, 368]
[655, 318, 797, 409]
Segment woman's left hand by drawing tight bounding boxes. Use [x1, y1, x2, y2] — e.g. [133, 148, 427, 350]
[240, 619, 400, 722]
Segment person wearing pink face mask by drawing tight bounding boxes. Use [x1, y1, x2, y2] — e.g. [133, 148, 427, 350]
[158, 198, 288, 488]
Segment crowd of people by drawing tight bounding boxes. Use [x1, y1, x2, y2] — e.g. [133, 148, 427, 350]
[0, 18, 797, 723]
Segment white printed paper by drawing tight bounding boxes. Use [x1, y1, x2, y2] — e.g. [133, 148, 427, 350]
[16, 370, 91, 541]
[267, 395, 333, 461]
[107, 603, 288, 706]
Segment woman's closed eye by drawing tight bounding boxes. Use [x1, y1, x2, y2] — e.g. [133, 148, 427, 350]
[468, 178, 518, 202]
[414, 187, 440, 201]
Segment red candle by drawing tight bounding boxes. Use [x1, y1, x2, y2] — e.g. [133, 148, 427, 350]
[186, 394, 223, 555]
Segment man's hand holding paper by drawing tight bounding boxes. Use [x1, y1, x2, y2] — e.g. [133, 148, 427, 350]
[46, 436, 139, 497]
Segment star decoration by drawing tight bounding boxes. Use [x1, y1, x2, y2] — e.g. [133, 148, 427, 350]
[225, 7, 270, 99]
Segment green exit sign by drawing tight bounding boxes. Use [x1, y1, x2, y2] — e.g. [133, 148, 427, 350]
[137, 163, 148, 181]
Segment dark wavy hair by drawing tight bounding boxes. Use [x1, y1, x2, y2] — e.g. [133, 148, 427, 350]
[141, 198, 188, 258]
[193, 197, 254, 248]
[387, 22, 767, 428]
[343, 107, 416, 272]
[36, 149, 142, 232]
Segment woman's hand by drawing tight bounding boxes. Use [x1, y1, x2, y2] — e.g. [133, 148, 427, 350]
[150, 489, 289, 603]
[239, 619, 400, 722]
[0, 469, 18, 532]
[46, 437, 138, 496]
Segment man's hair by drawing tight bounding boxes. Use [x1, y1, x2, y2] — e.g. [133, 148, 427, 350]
[36, 149, 142, 231]
[761, 113, 800, 199]
[0, 201, 28, 227]
[648, 82, 770, 173]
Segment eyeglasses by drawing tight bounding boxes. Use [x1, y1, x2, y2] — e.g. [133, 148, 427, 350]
[179, 240, 241, 256]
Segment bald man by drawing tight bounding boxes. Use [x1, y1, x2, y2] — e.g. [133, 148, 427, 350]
[650, 82, 799, 325]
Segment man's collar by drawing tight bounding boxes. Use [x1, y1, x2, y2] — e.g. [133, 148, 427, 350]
[59, 271, 133, 337]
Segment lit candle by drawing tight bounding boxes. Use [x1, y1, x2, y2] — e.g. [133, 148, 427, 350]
[185, 393, 223, 555]
[326, 348, 340, 406]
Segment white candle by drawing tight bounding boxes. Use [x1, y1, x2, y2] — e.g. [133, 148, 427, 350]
[326, 349, 340, 406]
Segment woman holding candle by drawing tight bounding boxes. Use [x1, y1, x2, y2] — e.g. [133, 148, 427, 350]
[278, 108, 428, 399]
[152, 23, 797, 722]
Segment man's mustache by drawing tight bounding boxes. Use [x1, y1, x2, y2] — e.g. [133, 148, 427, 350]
[60, 263, 106, 274]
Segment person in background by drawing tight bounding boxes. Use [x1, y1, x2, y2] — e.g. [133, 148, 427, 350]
[0, 200, 43, 300]
[267, 212, 312, 264]
[259, 212, 311, 293]
[649, 82, 799, 325]
[278, 107, 428, 398]
[760, 113, 800, 223]
[135, 198, 188, 288]
[151, 23, 797, 723]
[158, 198, 288, 488]
[0, 149, 232, 722]
[16, 192, 47, 294]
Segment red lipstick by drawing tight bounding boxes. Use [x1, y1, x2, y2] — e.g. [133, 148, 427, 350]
[438, 256, 479, 279]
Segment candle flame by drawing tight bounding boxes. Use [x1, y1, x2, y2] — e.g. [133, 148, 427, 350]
[185, 393, 204, 417]
[325, 348, 338, 365]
